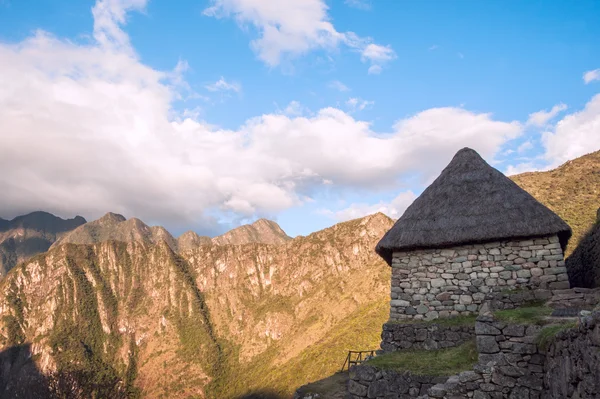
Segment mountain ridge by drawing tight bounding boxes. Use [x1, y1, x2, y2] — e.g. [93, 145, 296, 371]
[0, 211, 87, 276]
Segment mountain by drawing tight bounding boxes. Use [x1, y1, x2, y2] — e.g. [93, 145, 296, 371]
[0, 240, 221, 398]
[566, 208, 600, 288]
[1, 151, 598, 398]
[0, 211, 86, 276]
[53, 214, 291, 251]
[0, 213, 393, 398]
[50, 212, 179, 251]
[177, 231, 212, 252]
[211, 219, 292, 245]
[511, 150, 600, 255]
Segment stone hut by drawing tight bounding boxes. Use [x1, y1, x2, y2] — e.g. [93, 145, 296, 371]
[375, 147, 572, 321]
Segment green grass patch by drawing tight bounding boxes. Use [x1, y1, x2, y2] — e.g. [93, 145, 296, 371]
[366, 340, 478, 376]
[536, 322, 577, 350]
[494, 306, 553, 325]
[296, 372, 347, 398]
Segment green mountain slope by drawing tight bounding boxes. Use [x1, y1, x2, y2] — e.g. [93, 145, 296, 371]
[511, 150, 600, 254]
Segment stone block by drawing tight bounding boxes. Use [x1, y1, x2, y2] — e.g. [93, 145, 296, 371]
[516, 269, 531, 278]
[477, 335, 500, 353]
[475, 321, 501, 335]
[544, 267, 567, 275]
[431, 278, 446, 288]
[503, 325, 525, 337]
[348, 380, 368, 397]
[549, 281, 570, 290]
[367, 379, 388, 398]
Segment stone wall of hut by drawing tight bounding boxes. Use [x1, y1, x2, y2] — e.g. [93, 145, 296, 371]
[389, 235, 568, 321]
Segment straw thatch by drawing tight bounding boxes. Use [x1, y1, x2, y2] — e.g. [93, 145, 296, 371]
[566, 209, 600, 288]
[376, 147, 572, 265]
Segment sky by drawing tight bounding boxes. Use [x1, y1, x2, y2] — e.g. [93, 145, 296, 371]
[1, 0, 599, 238]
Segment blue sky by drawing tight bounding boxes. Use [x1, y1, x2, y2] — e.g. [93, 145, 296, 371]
[1, 0, 599, 237]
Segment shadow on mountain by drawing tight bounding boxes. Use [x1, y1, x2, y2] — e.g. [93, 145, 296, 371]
[567, 209, 600, 288]
[0, 344, 51, 399]
[0, 343, 135, 399]
[233, 391, 288, 399]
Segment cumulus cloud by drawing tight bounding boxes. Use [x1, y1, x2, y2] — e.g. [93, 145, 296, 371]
[542, 93, 600, 167]
[328, 80, 350, 92]
[526, 103, 567, 127]
[517, 141, 533, 153]
[205, 76, 242, 93]
[583, 68, 600, 84]
[346, 97, 374, 112]
[319, 191, 417, 222]
[0, 0, 526, 232]
[202, 0, 395, 73]
[92, 0, 148, 53]
[504, 162, 540, 176]
[344, 0, 371, 10]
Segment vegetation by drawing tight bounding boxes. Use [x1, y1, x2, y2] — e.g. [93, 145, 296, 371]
[511, 149, 600, 255]
[493, 305, 553, 325]
[536, 322, 577, 350]
[295, 372, 348, 399]
[493, 305, 553, 324]
[209, 299, 390, 398]
[366, 340, 478, 376]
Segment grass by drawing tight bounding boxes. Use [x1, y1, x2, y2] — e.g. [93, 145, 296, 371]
[510, 149, 600, 256]
[536, 322, 577, 350]
[366, 340, 478, 376]
[493, 305, 553, 325]
[295, 372, 348, 398]
[211, 299, 390, 398]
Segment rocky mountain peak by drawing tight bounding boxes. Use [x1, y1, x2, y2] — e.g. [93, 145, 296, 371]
[177, 231, 212, 252]
[212, 219, 292, 245]
[97, 212, 127, 225]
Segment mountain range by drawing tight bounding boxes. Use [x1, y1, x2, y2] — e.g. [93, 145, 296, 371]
[0, 150, 598, 398]
[0, 211, 86, 276]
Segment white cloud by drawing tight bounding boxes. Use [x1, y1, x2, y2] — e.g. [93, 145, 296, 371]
[361, 43, 395, 63]
[526, 103, 567, 127]
[344, 0, 371, 10]
[583, 68, 600, 84]
[368, 65, 382, 75]
[428, 45, 439, 51]
[92, 0, 148, 53]
[517, 141, 533, 153]
[346, 97, 374, 111]
[205, 76, 242, 93]
[504, 162, 539, 176]
[328, 80, 350, 92]
[281, 100, 305, 116]
[457, 52, 464, 59]
[542, 93, 600, 167]
[319, 191, 417, 221]
[0, 1, 524, 231]
[202, 0, 395, 73]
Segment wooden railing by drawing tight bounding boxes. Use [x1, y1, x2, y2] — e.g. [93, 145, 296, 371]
[341, 350, 376, 372]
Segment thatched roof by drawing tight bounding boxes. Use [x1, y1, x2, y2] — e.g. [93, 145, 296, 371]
[376, 148, 572, 265]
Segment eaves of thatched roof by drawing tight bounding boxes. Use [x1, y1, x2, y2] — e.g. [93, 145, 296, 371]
[376, 147, 572, 265]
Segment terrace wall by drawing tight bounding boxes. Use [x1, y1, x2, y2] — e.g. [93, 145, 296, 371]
[380, 322, 474, 353]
